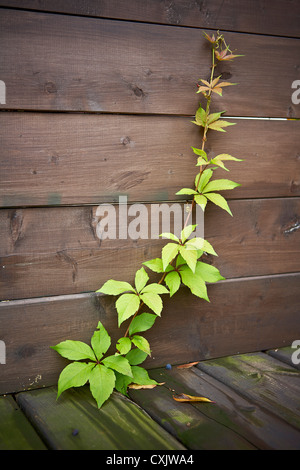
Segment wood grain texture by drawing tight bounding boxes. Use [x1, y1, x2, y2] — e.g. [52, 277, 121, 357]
[0, 0, 299, 38]
[197, 353, 300, 430]
[0, 113, 299, 207]
[0, 9, 299, 117]
[0, 395, 47, 450]
[267, 347, 300, 371]
[141, 365, 300, 450]
[1, 198, 299, 300]
[16, 386, 185, 450]
[129, 374, 257, 450]
[1, 273, 299, 394]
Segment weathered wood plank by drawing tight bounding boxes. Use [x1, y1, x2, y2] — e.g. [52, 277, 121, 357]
[142, 366, 300, 449]
[267, 347, 300, 371]
[16, 386, 185, 450]
[0, 113, 299, 207]
[0, 10, 299, 117]
[0, 0, 299, 38]
[129, 376, 257, 450]
[1, 273, 299, 394]
[0, 395, 47, 450]
[197, 353, 300, 430]
[1, 197, 300, 300]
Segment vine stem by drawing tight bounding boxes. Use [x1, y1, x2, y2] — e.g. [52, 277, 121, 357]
[123, 44, 218, 340]
[183, 45, 216, 230]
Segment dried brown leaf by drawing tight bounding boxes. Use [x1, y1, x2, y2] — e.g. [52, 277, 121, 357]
[173, 393, 214, 403]
[176, 361, 200, 369]
[128, 382, 165, 390]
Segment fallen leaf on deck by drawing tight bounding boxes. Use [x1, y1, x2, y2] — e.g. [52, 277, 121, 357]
[177, 361, 200, 369]
[128, 382, 165, 390]
[173, 393, 214, 403]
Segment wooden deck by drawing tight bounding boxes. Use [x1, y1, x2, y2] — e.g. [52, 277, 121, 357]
[1, 347, 299, 451]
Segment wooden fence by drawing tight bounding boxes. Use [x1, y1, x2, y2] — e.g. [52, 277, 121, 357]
[0, 0, 299, 394]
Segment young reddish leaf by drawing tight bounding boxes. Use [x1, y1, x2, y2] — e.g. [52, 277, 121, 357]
[199, 79, 210, 87]
[215, 49, 243, 61]
[218, 81, 236, 88]
[211, 87, 223, 96]
[203, 32, 216, 44]
[211, 76, 221, 88]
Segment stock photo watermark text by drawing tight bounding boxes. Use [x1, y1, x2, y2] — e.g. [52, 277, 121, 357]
[95, 196, 204, 241]
[0, 341, 6, 365]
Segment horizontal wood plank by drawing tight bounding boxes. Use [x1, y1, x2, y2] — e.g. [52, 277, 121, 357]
[1, 198, 299, 300]
[0, 0, 299, 38]
[0, 395, 47, 450]
[143, 365, 300, 449]
[16, 386, 184, 450]
[1, 113, 299, 207]
[267, 347, 300, 371]
[129, 374, 256, 450]
[197, 352, 300, 430]
[1, 273, 299, 394]
[0, 10, 299, 117]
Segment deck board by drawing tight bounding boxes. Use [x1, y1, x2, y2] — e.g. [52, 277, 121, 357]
[1, 348, 299, 450]
[0, 395, 46, 450]
[197, 352, 300, 431]
[146, 365, 300, 450]
[267, 347, 300, 371]
[16, 386, 185, 450]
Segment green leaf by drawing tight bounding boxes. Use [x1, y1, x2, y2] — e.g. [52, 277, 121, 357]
[208, 120, 236, 132]
[176, 188, 198, 196]
[161, 242, 180, 271]
[196, 157, 210, 167]
[179, 245, 198, 273]
[57, 362, 95, 399]
[218, 155, 243, 162]
[140, 292, 163, 316]
[202, 179, 240, 193]
[185, 237, 218, 256]
[181, 224, 197, 243]
[116, 293, 140, 327]
[131, 335, 151, 356]
[126, 348, 148, 366]
[195, 169, 213, 192]
[205, 192, 233, 216]
[135, 267, 149, 293]
[209, 159, 229, 171]
[89, 364, 116, 408]
[51, 340, 96, 362]
[179, 266, 209, 301]
[143, 258, 164, 273]
[102, 354, 133, 378]
[116, 337, 132, 355]
[194, 194, 208, 211]
[160, 232, 179, 242]
[213, 153, 243, 163]
[207, 111, 225, 125]
[191, 147, 207, 160]
[196, 262, 225, 283]
[129, 313, 157, 336]
[142, 283, 169, 295]
[91, 321, 111, 361]
[114, 371, 133, 396]
[97, 279, 135, 295]
[194, 106, 207, 127]
[131, 366, 158, 386]
[165, 271, 181, 297]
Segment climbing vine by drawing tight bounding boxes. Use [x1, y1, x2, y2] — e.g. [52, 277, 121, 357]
[52, 31, 243, 408]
